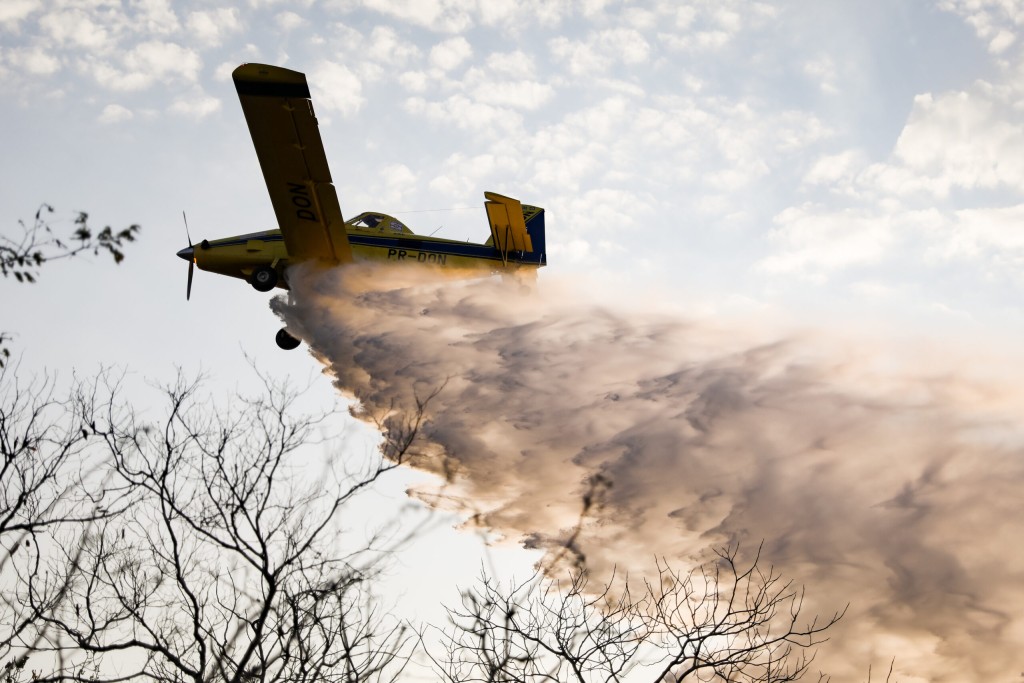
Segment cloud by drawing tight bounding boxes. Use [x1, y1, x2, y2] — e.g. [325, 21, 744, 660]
[768, 76, 1024, 283]
[427, 151, 519, 198]
[470, 79, 553, 111]
[274, 10, 305, 31]
[485, 50, 537, 79]
[404, 94, 522, 135]
[0, 0, 40, 31]
[804, 54, 838, 94]
[360, 0, 473, 32]
[926, 204, 1024, 266]
[757, 205, 900, 279]
[169, 91, 221, 119]
[398, 70, 429, 92]
[887, 90, 1024, 197]
[550, 28, 650, 75]
[3, 46, 60, 75]
[98, 103, 133, 124]
[366, 25, 421, 66]
[429, 36, 472, 71]
[940, 0, 1024, 54]
[40, 9, 109, 49]
[309, 60, 364, 116]
[86, 41, 202, 91]
[186, 8, 242, 46]
[131, 0, 180, 35]
[277, 269, 1024, 682]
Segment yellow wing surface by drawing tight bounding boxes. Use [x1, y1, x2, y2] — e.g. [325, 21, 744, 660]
[485, 192, 533, 264]
[232, 63, 352, 264]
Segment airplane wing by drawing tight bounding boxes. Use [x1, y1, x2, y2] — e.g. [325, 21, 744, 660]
[232, 63, 352, 264]
[484, 191, 533, 264]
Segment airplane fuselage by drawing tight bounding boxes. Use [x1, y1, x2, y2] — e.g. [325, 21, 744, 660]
[183, 210, 546, 289]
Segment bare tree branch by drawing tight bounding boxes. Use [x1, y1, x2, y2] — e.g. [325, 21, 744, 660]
[433, 545, 843, 683]
[10, 372, 416, 683]
[1, 205, 140, 367]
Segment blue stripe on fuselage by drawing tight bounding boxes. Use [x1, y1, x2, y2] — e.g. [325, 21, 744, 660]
[206, 232, 544, 265]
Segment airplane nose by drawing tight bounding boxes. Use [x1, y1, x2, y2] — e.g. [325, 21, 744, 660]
[176, 246, 195, 261]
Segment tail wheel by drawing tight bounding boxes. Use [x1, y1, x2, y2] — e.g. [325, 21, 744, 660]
[251, 266, 278, 292]
[275, 328, 301, 350]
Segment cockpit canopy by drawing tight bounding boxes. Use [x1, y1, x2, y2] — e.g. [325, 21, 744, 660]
[345, 212, 414, 235]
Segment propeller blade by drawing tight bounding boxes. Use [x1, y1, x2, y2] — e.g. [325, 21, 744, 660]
[182, 211, 195, 301]
[183, 211, 192, 246]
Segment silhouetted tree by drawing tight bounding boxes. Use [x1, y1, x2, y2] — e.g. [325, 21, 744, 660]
[0, 369, 136, 669]
[432, 545, 844, 683]
[1, 205, 140, 366]
[2, 370, 431, 683]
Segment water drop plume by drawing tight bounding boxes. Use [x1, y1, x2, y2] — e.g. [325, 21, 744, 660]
[274, 264, 1024, 681]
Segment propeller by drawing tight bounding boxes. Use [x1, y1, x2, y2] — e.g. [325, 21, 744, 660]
[177, 211, 196, 301]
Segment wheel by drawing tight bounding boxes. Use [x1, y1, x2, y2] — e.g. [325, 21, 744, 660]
[275, 328, 301, 350]
[251, 266, 278, 292]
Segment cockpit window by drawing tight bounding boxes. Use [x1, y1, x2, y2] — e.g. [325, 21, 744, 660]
[347, 213, 412, 234]
[348, 213, 385, 229]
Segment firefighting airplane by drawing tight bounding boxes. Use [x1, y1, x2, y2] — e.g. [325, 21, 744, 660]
[177, 63, 546, 350]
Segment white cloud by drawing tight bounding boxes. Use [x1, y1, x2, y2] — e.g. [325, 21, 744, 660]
[926, 204, 1024, 263]
[98, 103, 133, 124]
[429, 36, 472, 71]
[309, 60, 364, 116]
[471, 79, 553, 111]
[132, 0, 181, 34]
[170, 93, 221, 119]
[275, 11, 305, 31]
[758, 205, 900, 278]
[213, 61, 236, 81]
[40, 9, 109, 49]
[804, 55, 838, 94]
[887, 90, 1024, 197]
[939, 0, 1024, 54]
[548, 36, 604, 75]
[622, 7, 658, 30]
[428, 151, 514, 198]
[186, 8, 242, 45]
[398, 70, 428, 92]
[361, 0, 473, 32]
[550, 29, 650, 76]
[486, 50, 536, 79]
[375, 163, 418, 204]
[658, 0, 776, 52]
[367, 25, 421, 66]
[0, 0, 40, 31]
[803, 150, 869, 188]
[87, 41, 201, 91]
[404, 94, 522, 135]
[988, 28, 1016, 53]
[4, 46, 60, 75]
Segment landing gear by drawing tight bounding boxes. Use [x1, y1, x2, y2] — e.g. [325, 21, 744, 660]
[275, 327, 301, 350]
[251, 266, 278, 292]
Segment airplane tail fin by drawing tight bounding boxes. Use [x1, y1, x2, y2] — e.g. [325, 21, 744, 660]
[484, 191, 546, 267]
[521, 203, 546, 266]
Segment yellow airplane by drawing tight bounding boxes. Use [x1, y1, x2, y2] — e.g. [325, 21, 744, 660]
[177, 63, 546, 349]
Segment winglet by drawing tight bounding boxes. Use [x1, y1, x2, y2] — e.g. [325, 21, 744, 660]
[232, 63, 311, 99]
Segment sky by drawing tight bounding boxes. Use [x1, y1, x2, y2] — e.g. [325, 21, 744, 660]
[3, 0, 1024, 680]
